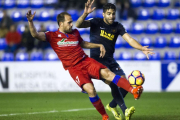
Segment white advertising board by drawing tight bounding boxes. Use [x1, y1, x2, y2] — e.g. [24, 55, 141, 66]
[0, 61, 161, 92]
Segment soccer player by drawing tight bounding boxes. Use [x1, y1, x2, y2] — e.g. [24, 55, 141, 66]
[76, 0, 154, 120]
[26, 9, 144, 120]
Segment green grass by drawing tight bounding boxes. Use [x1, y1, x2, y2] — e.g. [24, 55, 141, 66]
[0, 92, 180, 120]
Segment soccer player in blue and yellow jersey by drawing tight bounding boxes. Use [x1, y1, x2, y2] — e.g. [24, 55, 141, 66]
[76, 0, 154, 120]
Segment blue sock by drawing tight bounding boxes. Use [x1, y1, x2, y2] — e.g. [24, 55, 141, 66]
[89, 95, 100, 103]
[112, 75, 121, 85]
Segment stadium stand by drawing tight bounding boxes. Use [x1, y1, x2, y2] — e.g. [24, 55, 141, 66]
[154, 36, 167, 48]
[0, 0, 179, 61]
[137, 9, 150, 20]
[143, 0, 155, 7]
[169, 36, 180, 48]
[118, 51, 132, 60]
[145, 23, 159, 34]
[0, 38, 7, 50]
[17, 0, 30, 8]
[15, 52, 29, 61]
[140, 37, 152, 47]
[134, 52, 147, 60]
[30, 51, 43, 61]
[1, 52, 14, 61]
[164, 51, 176, 60]
[31, 0, 44, 8]
[149, 51, 161, 60]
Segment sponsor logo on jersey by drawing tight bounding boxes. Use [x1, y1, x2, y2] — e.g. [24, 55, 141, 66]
[100, 27, 105, 29]
[112, 29, 116, 33]
[100, 30, 115, 41]
[58, 34, 61, 37]
[57, 38, 79, 47]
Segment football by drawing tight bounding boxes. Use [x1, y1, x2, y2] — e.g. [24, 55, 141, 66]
[128, 70, 145, 87]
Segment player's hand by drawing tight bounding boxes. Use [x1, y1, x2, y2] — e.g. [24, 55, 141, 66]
[99, 45, 106, 58]
[141, 46, 155, 59]
[84, 0, 96, 14]
[26, 10, 36, 22]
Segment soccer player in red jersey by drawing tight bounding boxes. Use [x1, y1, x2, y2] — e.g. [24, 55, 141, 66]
[27, 10, 144, 120]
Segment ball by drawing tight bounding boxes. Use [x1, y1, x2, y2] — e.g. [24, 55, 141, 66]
[128, 70, 145, 87]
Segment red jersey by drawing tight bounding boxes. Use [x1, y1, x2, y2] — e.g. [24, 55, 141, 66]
[45, 29, 87, 70]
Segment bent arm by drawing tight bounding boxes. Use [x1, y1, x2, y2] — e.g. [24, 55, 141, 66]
[28, 21, 46, 41]
[76, 13, 91, 28]
[80, 41, 101, 48]
[122, 33, 143, 51]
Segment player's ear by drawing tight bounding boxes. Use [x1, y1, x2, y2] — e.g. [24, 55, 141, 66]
[102, 12, 105, 17]
[59, 21, 63, 27]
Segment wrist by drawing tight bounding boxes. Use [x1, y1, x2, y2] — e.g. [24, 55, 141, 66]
[28, 20, 33, 23]
[83, 13, 89, 16]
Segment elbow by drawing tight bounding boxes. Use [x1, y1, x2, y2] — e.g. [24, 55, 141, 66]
[31, 33, 38, 38]
[75, 24, 80, 28]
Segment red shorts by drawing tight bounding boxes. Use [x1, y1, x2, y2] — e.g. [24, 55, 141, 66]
[68, 57, 107, 88]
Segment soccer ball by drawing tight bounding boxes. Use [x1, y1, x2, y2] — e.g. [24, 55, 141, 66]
[128, 70, 145, 87]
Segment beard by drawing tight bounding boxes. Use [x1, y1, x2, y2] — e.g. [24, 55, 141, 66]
[104, 17, 114, 25]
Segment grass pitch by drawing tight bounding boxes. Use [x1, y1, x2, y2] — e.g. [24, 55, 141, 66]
[0, 92, 180, 120]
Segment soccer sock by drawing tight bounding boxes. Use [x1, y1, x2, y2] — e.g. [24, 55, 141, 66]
[120, 103, 127, 115]
[89, 95, 107, 116]
[112, 75, 133, 93]
[109, 82, 127, 114]
[119, 87, 128, 98]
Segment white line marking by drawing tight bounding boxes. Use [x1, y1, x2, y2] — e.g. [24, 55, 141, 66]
[0, 108, 95, 117]
[0, 110, 58, 117]
[61, 108, 95, 112]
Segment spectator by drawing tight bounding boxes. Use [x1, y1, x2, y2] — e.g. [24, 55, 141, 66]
[36, 24, 50, 50]
[5, 24, 21, 53]
[21, 25, 35, 52]
[0, 22, 8, 38]
[0, 10, 13, 29]
[96, 0, 108, 9]
[116, 0, 136, 20]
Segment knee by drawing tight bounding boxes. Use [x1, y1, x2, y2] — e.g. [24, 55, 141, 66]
[86, 88, 96, 97]
[100, 68, 115, 81]
[82, 83, 96, 97]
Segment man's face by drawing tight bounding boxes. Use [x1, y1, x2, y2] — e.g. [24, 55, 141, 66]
[103, 9, 116, 25]
[61, 15, 73, 33]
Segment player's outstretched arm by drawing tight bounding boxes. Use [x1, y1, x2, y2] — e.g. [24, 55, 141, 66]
[80, 41, 106, 58]
[27, 10, 46, 41]
[122, 33, 155, 59]
[76, 0, 96, 28]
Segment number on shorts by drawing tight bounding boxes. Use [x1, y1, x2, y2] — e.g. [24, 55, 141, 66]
[75, 76, 80, 85]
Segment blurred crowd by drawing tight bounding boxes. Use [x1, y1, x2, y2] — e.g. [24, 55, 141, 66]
[0, 0, 136, 54]
[0, 10, 50, 54]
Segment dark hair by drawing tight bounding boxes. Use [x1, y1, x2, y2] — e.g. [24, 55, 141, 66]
[103, 3, 116, 13]
[56, 12, 71, 26]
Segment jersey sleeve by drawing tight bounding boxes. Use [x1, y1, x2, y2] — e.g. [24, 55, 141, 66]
[89, 18, 99, 27]
[44, 31, 52, 42]
[117, 23, 127, 36]
[75, 29, 83, 44]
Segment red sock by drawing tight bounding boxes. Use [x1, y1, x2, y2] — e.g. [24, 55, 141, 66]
[92, 99, 107, 116]
[112, 75, 133, 93]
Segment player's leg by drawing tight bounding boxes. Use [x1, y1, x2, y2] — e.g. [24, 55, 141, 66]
[82, 83, 109, 119]
[108, 69, 128, 115]
[100, 68, 143, 100]
[86, 57, 143, 99]
[68, 64, 109, 120]
[91, 58, 122, 119]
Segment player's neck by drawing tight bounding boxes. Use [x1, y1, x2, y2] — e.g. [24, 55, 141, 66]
[103, 18, 111, 25]
[59, 28, 67, 34]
